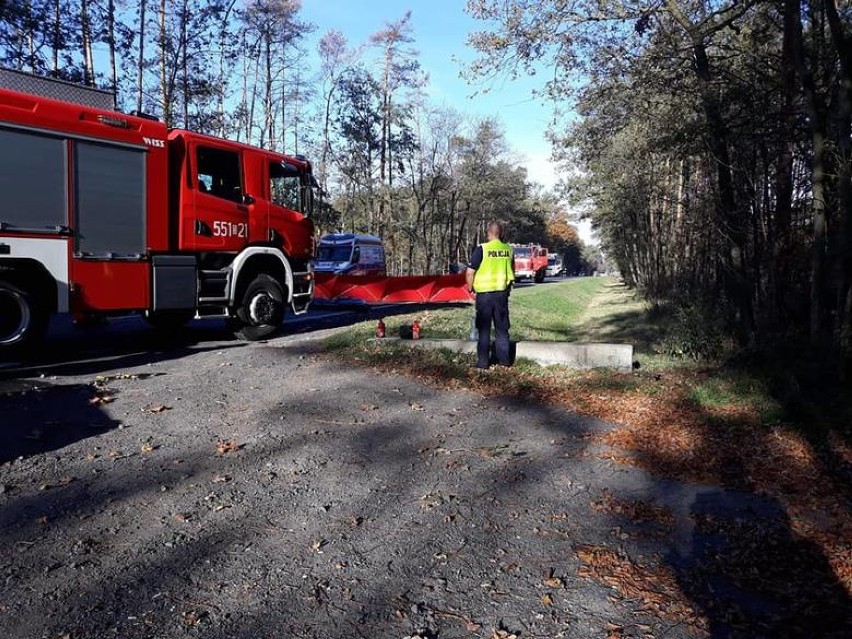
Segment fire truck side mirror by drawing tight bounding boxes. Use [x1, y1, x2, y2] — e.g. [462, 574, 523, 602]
[242, 194, 255, 205]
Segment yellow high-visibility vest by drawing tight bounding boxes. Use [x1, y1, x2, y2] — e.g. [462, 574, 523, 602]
[473, 239, 514, 293]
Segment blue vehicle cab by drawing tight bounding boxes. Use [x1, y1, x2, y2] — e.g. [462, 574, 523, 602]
[314, 233, 387, 276]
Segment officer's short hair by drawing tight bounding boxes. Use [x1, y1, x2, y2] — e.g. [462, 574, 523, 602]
[488, 221, 505, 241]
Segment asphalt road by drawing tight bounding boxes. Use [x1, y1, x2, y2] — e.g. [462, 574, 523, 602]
[0, 301, 449, 377]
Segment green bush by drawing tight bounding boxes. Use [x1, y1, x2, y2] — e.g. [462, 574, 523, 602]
[658, 305, 727, 361]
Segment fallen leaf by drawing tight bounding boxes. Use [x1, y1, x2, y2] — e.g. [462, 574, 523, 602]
[36, 516, 48, 525]
[310, 539, 326, 553]
[215, 439, 240, 455]
[182, 610, 204, 626]
[88, 395, 114, 406]
[409, 402, 425, 411]
[477, 444, 510, 459]
[541, 593, 554, 606]
[140, 442, 156, 453]
[174, 513, 189, 523]
[543, 576, 563, 588]
[142, 404, 171, 413]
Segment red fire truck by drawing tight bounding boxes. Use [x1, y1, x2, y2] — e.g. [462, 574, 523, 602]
[0, 69, 316, 355]
[511, 243, 549, 283]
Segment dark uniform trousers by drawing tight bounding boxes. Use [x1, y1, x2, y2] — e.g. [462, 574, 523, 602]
[475, 290, 511, 367]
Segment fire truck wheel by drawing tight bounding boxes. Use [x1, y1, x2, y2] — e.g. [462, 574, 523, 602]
[0, 280, 48, 353]
[229, 274, 286, 341]
[534, 268, 546, 283]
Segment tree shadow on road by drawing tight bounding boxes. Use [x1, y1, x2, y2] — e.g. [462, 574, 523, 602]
[1, 345, 849, 639]
[0, 380, 122, 464]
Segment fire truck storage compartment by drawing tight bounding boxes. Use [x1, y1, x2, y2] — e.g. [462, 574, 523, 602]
[74, 141, 146, 259]
[0, 127, 68, 232]
[152, 255, 197, 310]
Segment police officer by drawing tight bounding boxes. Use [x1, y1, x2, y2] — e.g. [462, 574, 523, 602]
[466, 221, 514, 369]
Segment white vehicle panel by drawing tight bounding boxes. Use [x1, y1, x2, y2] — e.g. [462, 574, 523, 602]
[1, 237, 69, 311]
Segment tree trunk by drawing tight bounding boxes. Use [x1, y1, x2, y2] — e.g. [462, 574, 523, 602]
[824, 0, 852, 358]
[159, 0, 170, 125]
[263, 31, 272, 149]
[52, 0, 61, 74]
[80, 0, 94, 85]
[792, 0, 828, 346]
[180, 0, 189, 128]
[136, 0, 146, 113]
[664, 0, 753, 338]
[107, 0, 117, 96]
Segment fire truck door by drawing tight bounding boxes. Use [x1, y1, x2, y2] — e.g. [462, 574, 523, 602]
[191, 144, 250, 252]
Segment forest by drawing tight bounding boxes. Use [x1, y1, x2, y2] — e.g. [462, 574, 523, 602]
[0, 0, 595, 277]
[467, 0, 852, 370]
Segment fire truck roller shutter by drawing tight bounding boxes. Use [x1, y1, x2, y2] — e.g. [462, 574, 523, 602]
[74, 141, 146, 259]
[0, 127, 68, 233]
[0, 128, 69, 348]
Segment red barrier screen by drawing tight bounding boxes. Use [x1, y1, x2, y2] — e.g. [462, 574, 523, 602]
[314, 273, 474, 304]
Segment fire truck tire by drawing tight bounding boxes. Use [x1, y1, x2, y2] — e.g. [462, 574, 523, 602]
[0, 280, 48, 354]
[229, 273, 286, 341]
[534, 268, 546, 283]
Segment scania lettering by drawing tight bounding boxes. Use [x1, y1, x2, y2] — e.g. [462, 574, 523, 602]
[0, 70, 317, 354]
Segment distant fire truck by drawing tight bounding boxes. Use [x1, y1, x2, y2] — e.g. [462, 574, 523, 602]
[511, 243, 549, 283]
[0, 69, 316, 354]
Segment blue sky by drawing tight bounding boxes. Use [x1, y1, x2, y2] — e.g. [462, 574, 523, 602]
[299, 0, 560, 188]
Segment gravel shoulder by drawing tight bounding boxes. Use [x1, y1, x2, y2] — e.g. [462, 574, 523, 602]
[0, 328, 847, 638]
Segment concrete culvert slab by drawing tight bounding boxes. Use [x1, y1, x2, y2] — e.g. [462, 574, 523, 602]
[378, 338, 634, 371]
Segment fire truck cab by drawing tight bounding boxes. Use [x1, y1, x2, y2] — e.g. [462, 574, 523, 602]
[0, 70, 315, 354]
[511, 243, 549, 283]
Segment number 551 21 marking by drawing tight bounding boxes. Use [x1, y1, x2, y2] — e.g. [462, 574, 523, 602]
[212, 221, 247, 238]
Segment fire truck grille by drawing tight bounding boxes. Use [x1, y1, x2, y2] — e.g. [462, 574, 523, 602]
[0, 68, 115, 111]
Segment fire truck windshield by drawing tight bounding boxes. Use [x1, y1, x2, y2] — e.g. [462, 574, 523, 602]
[514, 247, 531, 258]
[316, 245, 353, 262]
